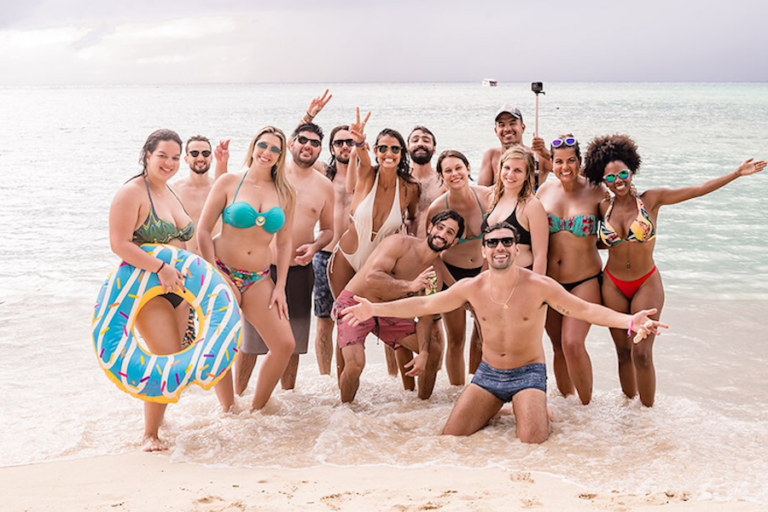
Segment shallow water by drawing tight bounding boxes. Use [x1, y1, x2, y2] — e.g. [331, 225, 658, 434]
[1, 82, 767, 503]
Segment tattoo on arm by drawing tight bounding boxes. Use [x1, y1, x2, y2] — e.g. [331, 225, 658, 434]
[552, 303, 570, 316]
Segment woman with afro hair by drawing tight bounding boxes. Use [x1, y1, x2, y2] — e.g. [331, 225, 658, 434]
[583, 134, 765, 406]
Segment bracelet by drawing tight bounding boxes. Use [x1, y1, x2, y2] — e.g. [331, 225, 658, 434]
[627, 317, 634, 337]
[156, 261, 166, 273]
[354, 140, 365, 148]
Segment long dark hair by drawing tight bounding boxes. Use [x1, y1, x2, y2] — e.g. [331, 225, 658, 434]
[326, 124, 350, 182]
[374, 128, 416, 186]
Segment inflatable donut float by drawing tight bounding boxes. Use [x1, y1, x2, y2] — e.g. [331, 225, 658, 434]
[92, 244, 242, 404]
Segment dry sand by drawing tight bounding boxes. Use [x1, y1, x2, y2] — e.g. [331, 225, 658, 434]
[0, 453, 761, 511]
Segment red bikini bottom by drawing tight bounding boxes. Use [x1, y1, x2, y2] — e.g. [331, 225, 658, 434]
[605, 266, 657, 300]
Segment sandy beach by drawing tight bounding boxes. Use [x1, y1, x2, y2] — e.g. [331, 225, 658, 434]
[1, 454, 762, 512]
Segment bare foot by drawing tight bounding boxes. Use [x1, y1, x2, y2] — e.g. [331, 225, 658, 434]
[493, 405, 515, 419]
[141, 434, 168, 452]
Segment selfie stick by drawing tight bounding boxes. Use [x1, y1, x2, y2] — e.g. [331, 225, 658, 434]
[532, 82, 545, 138]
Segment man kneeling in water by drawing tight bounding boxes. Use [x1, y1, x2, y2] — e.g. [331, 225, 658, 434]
[332, 210, 464, 403]
[341, 222, 667, 443]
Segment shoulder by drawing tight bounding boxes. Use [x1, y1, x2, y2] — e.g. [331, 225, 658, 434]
[521, 194, 546, 215]
[112, 178, 145, 205]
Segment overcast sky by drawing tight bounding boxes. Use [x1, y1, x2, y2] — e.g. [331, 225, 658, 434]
[2, 0, 767, 85]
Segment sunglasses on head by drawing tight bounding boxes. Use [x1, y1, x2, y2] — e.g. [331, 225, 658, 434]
[375, 145, 402, 155]
[296, 135, 322, 148]
[551, 137, 577, 148]
[256, 141, 282, 154]
[483, 237, 516, 248]
[332, 139, 355, 148]
[189, 150, 211, 158]
[604, 169, 631, 184]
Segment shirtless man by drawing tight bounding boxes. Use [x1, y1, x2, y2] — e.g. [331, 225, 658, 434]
[332, 210, 465, 403]
[477, 105, 552, 189]
[408, 126, 444, 237]
[312, 125, 354, 376]
[174, 135, 229, 255]
[341, 222, 667, 443]
[235, 123, 335, 392]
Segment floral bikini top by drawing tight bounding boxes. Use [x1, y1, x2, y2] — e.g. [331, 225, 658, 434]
[599, 196, 656, 247]
[222, 171, 285, 234]
[133, 178, 194, 245]
[548, 214, 598, 238]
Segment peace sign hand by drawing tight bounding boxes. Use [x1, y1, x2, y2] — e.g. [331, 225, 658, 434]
[308, 89, 332, 118]
[350, 107, 371, 145]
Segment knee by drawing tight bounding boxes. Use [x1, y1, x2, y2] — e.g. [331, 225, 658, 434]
[272, 337, 296, 358]
[633, 346, 654, 368]
[616, 346, 633, 364]
[561, 335, 585, 354]
[517, 425, 549, 444]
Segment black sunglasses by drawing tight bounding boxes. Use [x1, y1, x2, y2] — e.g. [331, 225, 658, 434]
[332, 139, 355, 148]
[189, 150, 211, 158]
[297, 135, 322, 148]
[483, 237, 516, 248]
[375, 145, 402, 155]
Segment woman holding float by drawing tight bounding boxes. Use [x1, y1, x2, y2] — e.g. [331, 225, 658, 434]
[537, 135, 607, 405]
[426, 150, 493, 385]
[584, 134, 766, 406]
[484, 145, 548, 275]
[197, 126, 297, 411]
[108, 129, 232, 452]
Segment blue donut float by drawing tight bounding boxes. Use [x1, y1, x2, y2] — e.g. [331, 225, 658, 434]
[92, 244, 242, 404]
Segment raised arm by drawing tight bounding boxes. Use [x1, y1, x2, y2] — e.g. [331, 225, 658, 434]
[645, 159, 766, 209]
[531, 136, 552, 186]
[349, 108, 374, 197]
[301, 89, 332, 125]
[213, 139, 230, 180]
[341, 278, 475, 326]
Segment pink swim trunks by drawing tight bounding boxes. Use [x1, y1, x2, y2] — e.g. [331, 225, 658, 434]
[332, 290, 416, 350]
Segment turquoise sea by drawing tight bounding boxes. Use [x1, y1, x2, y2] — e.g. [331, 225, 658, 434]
[1, 83, 767, 503]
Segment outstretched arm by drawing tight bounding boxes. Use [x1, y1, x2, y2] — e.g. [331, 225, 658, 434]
[543, 278, 668, 342]
[646, 159, 766, 208]
[341, 279, 474, 326]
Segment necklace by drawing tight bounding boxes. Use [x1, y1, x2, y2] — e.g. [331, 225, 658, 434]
[489, 267, 519, 309]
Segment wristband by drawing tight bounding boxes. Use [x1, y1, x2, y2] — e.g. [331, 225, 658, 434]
[628, 317, 634, 337]
[156, 261, 166, 273]
[354, 140, 365, 148]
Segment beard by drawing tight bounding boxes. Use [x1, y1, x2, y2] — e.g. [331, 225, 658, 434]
[191, 163, 211, 175]
[293, 152, 319, 168]
[409, 147, 434, 165]
[427, 234, 449, 252]
[334, 152, 351, 165]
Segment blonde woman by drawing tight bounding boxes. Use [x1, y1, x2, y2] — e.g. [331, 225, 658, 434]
[198, 126, 297, 411]
[483, 146, 548, 275]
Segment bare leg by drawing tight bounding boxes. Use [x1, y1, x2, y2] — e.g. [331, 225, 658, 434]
[234, 353, 258, 396]
[630, 271, 665, 407]
[602, 277, 635, 398]
[417, 334, 443, 399]
[315, 317, 335, 375]
[443, 384, 503, 436]
[442, 307, 467, 385]
[511, 389, 550, 444]
[214, 370, 234, 412]
[241, 281, 296, 410]
[545, 308, 574, 397]
[395, 348, 415, 391]
[339, 344, 365, 402]
[280, 354, 300, 390]
[135, 297, 183, 452]
[385, 346, 400, 377]
[468, 321, 483, 375]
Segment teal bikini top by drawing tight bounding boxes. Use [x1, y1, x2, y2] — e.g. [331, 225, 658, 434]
[222, 171, 286, 234]
[548, 214, 598, 238]
[133, 178, 194, 245]
[446, 189, 487, 245]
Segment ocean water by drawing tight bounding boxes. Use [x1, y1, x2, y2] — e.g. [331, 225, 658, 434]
[1, 82, 767, 503]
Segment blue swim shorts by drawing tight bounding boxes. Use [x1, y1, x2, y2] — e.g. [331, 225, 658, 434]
[471, 361, 547, 403]
[312, 251, 334, 319]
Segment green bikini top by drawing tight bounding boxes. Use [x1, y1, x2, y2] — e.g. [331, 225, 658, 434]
[132, 178, 194, 245]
